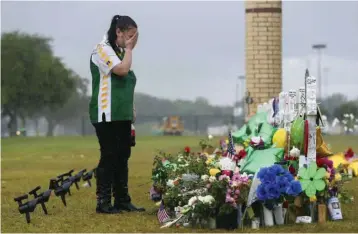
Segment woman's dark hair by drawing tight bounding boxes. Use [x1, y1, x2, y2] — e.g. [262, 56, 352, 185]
[107, 15, 137, 51]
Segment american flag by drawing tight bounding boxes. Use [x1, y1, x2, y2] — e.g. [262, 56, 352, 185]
[157, 200, 170, 224]
[227, 131, 236, 159]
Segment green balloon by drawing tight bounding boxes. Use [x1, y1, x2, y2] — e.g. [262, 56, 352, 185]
[240, 148, 285, 174]
[247, 112, 269, 137]
[232, 124, 248, 144]
[258, 122, 275, 146]
[291, 116, 305, 152]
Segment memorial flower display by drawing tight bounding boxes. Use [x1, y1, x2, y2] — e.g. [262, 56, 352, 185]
[150, 87, 355, 229]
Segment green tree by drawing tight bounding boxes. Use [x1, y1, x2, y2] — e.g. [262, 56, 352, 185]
[333, 101, 358, 120]
[1, 31, 75, 136]
[40, 69, 86, 136]
[320, 93, 348, 120]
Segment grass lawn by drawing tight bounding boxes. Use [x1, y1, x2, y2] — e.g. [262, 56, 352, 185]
[1, 135, 358, 233]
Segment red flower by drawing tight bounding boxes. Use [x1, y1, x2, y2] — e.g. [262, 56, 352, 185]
[184, 146, 190, 153]
[238, 150, 247, 159]
[289, 165, 296, 175]
[345, 148, 354, 159]
[317, 158, 333, 169]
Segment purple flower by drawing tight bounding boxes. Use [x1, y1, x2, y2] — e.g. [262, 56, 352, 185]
[265, 183, 281, 199]
[276, 176, 290, 193]
[286, 181, 302, 196]
[257, 184, 268, 201]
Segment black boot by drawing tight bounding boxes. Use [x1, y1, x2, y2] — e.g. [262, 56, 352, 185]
[96, 168, 121, 214]
[112, 166, 145, 212]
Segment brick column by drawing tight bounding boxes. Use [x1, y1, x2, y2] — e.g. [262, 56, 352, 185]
[245, 0, 282, 117]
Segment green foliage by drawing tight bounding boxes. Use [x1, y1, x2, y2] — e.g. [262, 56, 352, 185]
[1, 31, 81, 135]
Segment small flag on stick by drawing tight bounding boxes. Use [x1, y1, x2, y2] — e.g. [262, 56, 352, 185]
[227, 131, 236, 159]
[157, 200, 170, 224]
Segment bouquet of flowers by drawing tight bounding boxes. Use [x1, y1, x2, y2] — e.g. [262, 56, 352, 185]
[257, 164, 302, 209]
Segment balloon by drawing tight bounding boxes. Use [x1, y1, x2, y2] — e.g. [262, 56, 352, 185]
[348, 161, 358, 176]
[272, 128, 287, 148]
[257, 122, 275, 146]
[248, 112, 268, 127]
[316, 127, 333, 157]
[247, 112, 269, 138]
[232, 125, 249, 144]
[240, 148, 285, 174]
[290, 116, 305, 151]
[328, 153, 349, 168]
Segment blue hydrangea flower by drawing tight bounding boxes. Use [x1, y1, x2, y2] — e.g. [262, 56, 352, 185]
[257, 184, 269, 201]
[270, 164, 285, 175]
[282, 171, 294, 182]
[276, 176, 290, 193]
[257, 167, 269, 181]
[286, 181, 302, 196]
[265, 183, 281, 199]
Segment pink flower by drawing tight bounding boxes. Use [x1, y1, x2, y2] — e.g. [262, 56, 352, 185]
[206, 183, 211, 189]
[235, 189, 240, 195]
[225, 196, 234, 203]
[232, 173, 241, 181]
[227, 188, 232, 194]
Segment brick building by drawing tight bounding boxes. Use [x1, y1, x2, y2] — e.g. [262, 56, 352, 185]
[245, 0, 282, 117]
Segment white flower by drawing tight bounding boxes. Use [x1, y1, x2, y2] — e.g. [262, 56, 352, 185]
[178, 158, 182, 162]
[209, 176, 216, 183]
[290, 147, 300, 158]
[251, 136, 261, 144]
[166, 179, 174, 188]
[188, 196, 198, 206]
[208, 134, 213, 140]
[203, 195, 215, 205]
[201, 175, 209, 181]
[198, 196, 205, 202]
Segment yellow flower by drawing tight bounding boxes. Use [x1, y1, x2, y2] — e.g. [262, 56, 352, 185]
[225, 139, 229, 144]
[294, 176, 298, 181]
[209, 168, 221, 176]
[310, 196, 317, 202]
[335, 173, 342, 181]
[206, 158, 213, 165]
[325, 172, 331, 179]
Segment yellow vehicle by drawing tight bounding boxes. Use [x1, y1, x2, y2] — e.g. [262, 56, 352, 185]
[160, 116, 184, 136]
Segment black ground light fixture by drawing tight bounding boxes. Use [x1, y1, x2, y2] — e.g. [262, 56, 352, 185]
[57, 170, 75, 196]
[49, 178, 72, 207]
[28, 186, 52, 215]
[72, 169, 87, 190]
[14, 194, 39, 224]
[82, 169, 95, 187]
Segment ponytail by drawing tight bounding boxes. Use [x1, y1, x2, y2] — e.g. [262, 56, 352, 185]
[107, 15, 121, 52]
[106, 15, 138, 51]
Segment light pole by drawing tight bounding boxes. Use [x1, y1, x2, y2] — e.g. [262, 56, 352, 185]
[312, 44, 327, 100]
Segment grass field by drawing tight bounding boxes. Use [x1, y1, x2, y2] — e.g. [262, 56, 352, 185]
[1, 135, 358, 233]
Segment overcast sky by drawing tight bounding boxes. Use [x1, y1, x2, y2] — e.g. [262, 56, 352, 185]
[2, 1, 358, 105]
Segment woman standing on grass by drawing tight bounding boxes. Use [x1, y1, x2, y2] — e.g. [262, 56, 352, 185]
[89, 15, 145, 214]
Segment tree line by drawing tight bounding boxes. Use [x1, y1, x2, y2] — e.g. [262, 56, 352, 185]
[1, 31, 357, 137]
[1, 31, 89, 136]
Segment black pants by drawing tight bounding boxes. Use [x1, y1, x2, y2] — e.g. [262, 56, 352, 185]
[93, 120, 132, 203]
